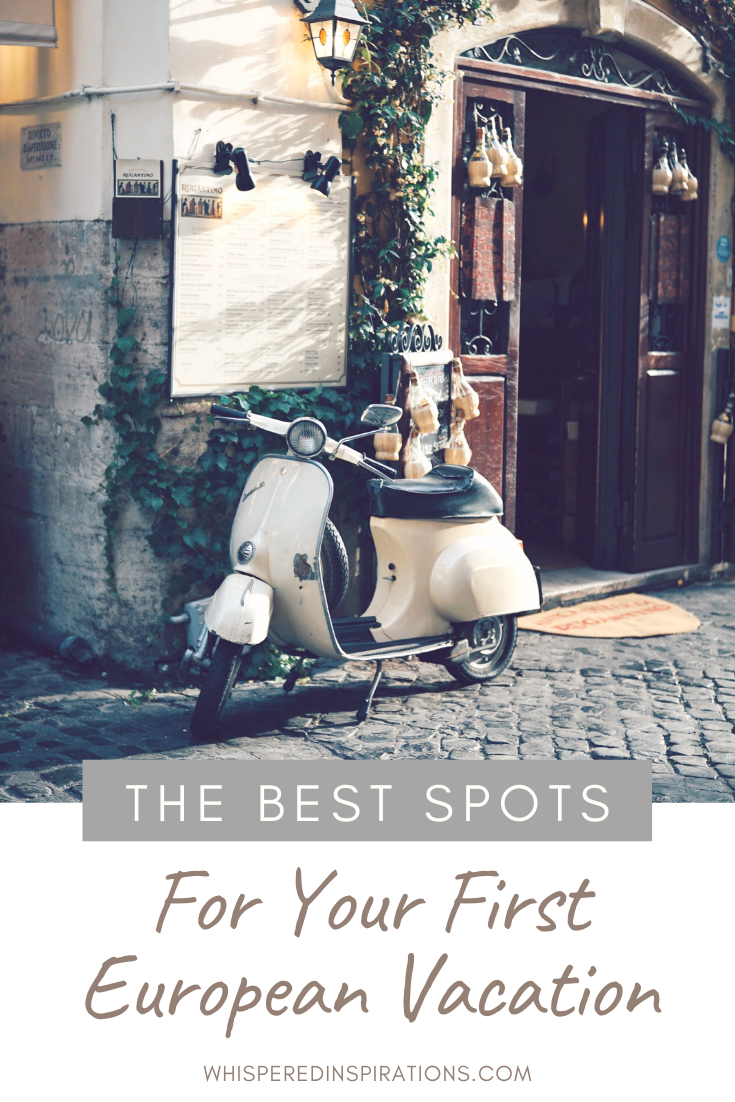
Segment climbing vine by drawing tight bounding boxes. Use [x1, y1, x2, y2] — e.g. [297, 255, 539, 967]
[672, 0, 735, 160]
[86, 1, 495, 674]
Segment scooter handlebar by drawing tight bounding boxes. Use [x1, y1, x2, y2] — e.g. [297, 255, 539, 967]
[211, 403, 250, 421]
[210, 404, 289, 437]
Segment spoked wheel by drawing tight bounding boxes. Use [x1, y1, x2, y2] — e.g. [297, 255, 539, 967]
[444, 615, 517, 685]
[191, 637, 244, 739]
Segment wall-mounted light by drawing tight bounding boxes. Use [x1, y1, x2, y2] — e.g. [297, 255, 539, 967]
[303, 150, 341, 197]
[213, 140, 256, 191]
[295, 0, 368, 85]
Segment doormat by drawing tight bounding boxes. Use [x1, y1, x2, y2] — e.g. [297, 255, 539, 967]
[518, 592, 700, 638]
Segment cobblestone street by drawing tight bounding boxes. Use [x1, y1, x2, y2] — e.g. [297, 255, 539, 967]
[1, 578, 734, 804]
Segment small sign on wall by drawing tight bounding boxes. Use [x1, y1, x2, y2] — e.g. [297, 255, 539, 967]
[112, 160, 164, 239]
[712, 295, 730, 330]
[21, 122, 61, 169]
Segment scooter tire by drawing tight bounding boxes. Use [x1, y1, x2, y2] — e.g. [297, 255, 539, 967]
[191, 637, 243, 739]
[444, 615, 518, 685]
[321, 518, 350, 611]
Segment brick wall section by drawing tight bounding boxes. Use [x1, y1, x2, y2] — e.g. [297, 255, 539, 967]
[0, 221, 173, 664]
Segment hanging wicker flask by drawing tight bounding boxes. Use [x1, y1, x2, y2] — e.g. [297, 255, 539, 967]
[408, 370, 440, 435]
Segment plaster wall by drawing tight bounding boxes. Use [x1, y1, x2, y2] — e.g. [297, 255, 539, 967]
[423, 0, 734, 564]
[0, 1, 346, 662]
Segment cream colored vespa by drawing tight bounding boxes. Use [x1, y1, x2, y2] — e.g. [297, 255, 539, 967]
[187, 402, 542, 737]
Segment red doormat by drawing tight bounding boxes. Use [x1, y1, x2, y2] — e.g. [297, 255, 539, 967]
[518, 592, 700, 638]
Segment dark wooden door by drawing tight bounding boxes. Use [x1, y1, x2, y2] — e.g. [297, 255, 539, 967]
[621, 109, 707, 571]
[450, 74, 525, 531]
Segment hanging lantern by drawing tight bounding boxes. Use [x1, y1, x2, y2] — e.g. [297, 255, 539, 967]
[298, 0, 368, 85]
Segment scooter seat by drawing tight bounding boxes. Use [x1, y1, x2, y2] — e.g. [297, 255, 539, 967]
[367, 464, 503, 521]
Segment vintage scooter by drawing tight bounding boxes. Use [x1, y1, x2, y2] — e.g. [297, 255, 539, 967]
[181, 402, 542, 737]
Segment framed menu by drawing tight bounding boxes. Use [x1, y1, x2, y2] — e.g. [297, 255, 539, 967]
[170, 164, 352, 396]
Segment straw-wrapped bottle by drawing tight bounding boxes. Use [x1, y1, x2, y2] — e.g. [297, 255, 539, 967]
[451, 358, 480, 420]
[445, 410, 472, 466]
[408, 370, 440, 434]
[404, 428, 432, 479]
[373, 394, 402, 461]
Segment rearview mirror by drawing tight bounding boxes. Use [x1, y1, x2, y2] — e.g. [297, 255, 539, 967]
[361, 403, 402, 427]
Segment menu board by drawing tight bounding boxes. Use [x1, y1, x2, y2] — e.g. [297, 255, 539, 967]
[170, 167, 352, 396]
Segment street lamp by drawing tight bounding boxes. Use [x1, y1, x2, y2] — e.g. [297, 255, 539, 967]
[296, 0, 368, 85]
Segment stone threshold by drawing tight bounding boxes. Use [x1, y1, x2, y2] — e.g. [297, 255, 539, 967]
[539, 561, 735, 610]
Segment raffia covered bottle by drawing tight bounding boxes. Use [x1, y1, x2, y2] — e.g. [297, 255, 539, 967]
[468, 125, 492, 188]
[500, 127, 523, 187]
[669, 143, 688, 195]
[451, 358, 480, 419]
[678, 148, 698, 202]
[404, 428, 432, 479]
[408, 370, 440, 434]
[373, 394, 402, 461]
[487, 115, 508, 179]
[652, 140, 673, 194]
[445, 410, 472, 466]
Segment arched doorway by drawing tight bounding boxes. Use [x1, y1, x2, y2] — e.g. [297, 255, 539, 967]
[449, 29, 710, 574]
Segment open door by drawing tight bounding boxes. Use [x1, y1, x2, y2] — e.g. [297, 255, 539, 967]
[621, 109, 707, 571]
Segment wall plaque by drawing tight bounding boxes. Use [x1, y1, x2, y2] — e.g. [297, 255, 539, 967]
[21, 122, 61, 169]
[113, 159, 163, 239]
[170, 166, 352, 396]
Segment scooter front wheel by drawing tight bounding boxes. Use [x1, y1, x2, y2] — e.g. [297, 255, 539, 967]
[191, 637, 243, 738]
[445, 615, 517, 685]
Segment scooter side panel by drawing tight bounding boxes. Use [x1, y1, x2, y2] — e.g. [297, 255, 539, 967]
[430, 520, 541, 621]
[365, 515, 539, 642]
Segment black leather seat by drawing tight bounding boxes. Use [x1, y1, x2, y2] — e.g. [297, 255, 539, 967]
[367, 464, 503, 521]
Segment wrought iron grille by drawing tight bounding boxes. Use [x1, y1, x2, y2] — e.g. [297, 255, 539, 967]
[462, 29, 695, 99]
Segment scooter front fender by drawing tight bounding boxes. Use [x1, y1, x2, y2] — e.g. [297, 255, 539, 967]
[429, 519, 540, 622]
[204, 573, 274, 646]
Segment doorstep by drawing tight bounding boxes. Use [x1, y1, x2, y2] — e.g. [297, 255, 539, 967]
[538, 561, 734, 610]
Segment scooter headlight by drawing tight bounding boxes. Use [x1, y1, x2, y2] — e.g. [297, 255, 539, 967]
[286, 417, 327, 458]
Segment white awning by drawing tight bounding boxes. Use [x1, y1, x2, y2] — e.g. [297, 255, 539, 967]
[0, 0, 57, 47]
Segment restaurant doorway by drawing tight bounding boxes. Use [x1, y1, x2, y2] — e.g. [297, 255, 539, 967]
[452, 47, 708, 576]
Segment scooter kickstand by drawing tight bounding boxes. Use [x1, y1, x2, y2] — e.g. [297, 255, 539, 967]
[283, 656, 305, 694]
[357, 660, 383, 723]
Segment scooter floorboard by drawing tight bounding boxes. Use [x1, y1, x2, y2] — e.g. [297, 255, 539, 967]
[338, 634, 453, 659]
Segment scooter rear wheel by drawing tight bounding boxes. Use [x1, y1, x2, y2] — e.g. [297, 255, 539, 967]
[191, 637, 243, 738]
[444, 615, 517, 685]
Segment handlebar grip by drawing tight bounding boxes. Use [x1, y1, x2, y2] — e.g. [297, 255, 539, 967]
[211, 403, 250, 421]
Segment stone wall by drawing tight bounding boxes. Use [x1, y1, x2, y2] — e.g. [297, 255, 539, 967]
[0, 220, 172, 664]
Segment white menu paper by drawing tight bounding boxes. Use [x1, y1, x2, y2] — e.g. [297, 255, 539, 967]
[171, 169, 351, 395]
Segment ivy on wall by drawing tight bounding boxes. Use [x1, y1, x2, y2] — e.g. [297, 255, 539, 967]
[86, 0, 494, 674]
[672, 0, 735, 159]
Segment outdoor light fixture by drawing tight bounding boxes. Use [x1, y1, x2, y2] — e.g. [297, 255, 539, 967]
[303, 149, 341, 197]
[212, 140, 256, 191]
[295, 0, 368, 85]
